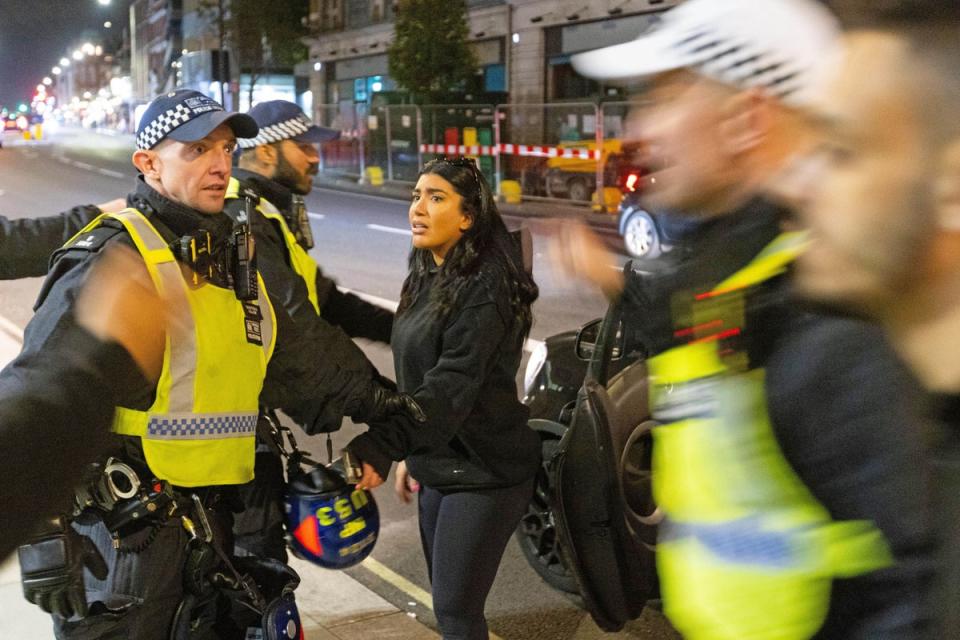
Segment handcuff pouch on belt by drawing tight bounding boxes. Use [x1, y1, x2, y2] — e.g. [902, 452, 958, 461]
[72, 457, 177, 551]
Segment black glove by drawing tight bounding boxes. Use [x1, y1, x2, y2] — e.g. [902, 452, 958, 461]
[362, 379, 426, 425]
[18, 519, 107, 619]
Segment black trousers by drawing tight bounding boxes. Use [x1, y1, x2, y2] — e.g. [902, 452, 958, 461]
[233, 443, 287, 563]
[53, 492, 236, 640]
[418, 477, 535, 640]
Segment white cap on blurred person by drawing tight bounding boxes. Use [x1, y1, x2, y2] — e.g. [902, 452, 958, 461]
[571, 0, 841, 106]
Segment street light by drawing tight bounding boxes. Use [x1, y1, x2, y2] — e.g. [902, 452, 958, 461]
[82, 42, 95, 56]
[60, 57, 70, 67]
[72, 50, 84, 61]
[52, 66, 62, 75]
[43, 77, 52, 86]
[97, 0, 111, 5]
[104, 21, 112, 28]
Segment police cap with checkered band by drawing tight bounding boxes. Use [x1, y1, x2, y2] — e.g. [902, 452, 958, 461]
[238, 100, 340, 149]
[136, 89, 259, 150]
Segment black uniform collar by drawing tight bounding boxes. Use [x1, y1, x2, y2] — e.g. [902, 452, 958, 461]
[233, 168, 293, 213]
[127, 176, 233, 243]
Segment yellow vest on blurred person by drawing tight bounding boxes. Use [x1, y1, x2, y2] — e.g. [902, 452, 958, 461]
[648, 233, 892, 640]
[71, 208, 276, 487]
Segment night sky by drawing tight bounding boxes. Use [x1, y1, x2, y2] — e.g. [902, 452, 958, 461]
[0, 0, 131, 109]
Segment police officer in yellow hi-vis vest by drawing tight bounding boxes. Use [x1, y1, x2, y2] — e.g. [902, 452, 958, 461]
[552, 0, 936, 637]
[7, 90, 421, 640]
[219, 100, 396, 563]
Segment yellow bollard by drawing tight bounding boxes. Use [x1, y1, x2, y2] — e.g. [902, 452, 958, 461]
[32, 124, 42, 141]
[22, 129, 32, 141]
[501, 180, 522, 204]
[591, 187, 623, 214]
[364, 166, 384, 186]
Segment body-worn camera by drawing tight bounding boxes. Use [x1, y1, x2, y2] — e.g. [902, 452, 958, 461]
[290, 195, 315, 250]
[171, 221, 258, 301]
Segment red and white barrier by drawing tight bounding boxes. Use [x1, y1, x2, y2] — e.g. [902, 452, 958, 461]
[419, 143, 499, 156]
[418, 143, 602, 160]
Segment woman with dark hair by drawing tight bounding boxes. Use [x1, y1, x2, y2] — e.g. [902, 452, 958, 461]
[346, 157, 541, 639]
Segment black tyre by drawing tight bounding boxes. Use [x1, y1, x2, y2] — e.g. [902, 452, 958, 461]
[515, 434, 579, 594]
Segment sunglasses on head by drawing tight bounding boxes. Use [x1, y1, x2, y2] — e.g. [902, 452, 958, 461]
[433, 156, 483, 192]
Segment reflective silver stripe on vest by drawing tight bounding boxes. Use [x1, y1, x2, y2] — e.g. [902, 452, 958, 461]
[651, 375, 723, 423]
[146, 412, 259, 440]
[113, 210, 198, 412]
[660, 517, 807, 569]
[255, 277, 274, 360]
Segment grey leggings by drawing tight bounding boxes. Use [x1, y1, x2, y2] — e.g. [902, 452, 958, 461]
[418, 478, 535, 640]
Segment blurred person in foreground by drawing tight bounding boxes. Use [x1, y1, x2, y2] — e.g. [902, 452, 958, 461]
[554, 0, 935, 637]
[0, 246, 169, 559]
[773, 0, 960, 634]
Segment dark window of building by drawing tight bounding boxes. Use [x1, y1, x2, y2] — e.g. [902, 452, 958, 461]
[548, 55, 599, 101]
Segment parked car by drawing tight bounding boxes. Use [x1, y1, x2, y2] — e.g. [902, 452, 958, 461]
[515, 264, 661, 631]
[617, 191, 700, 261]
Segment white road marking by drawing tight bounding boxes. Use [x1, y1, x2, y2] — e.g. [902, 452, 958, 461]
[307, 212, 324, 220]
[97, 167, 125, 179]
[366, 223, 412, 236]
[72, 161, 95, 171]
[0, 314, 24, 342]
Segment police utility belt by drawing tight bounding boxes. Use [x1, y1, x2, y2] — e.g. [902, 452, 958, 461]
[72, 456, 222, 552]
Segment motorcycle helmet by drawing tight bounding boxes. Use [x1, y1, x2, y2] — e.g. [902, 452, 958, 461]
[284, 462, 379, 570]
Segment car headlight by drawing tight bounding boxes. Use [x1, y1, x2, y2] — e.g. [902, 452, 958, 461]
[523, 341, 549, 396]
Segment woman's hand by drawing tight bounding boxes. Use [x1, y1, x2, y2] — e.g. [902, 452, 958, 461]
[394, 460, 420, 504]
[356, 463, 384, 491]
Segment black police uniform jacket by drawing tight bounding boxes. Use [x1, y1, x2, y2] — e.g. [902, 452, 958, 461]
[231, 168, 394, 344]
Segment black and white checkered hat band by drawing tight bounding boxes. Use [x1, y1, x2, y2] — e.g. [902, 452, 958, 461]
[136, 104, 194, 150]
[671, 29, 803, 100]
[238, 115, 311, 148]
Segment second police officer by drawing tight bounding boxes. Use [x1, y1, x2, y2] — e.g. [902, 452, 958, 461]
[224, 100, 397, 562]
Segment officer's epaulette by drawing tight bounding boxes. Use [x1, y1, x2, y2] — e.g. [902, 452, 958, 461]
[36, 218, 130, 311]
[59, 217, 127, 254]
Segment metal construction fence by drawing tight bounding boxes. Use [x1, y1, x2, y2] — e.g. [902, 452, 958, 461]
[313, 100, 643, 211]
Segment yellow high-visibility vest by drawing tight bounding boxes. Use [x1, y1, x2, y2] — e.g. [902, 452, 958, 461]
[74, 208, 276, 487]
[648, 232, 892, 639]
[227, 177, 320, 313]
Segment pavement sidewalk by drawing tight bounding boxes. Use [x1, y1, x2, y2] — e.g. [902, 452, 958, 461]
[0, 317, 439, 639]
